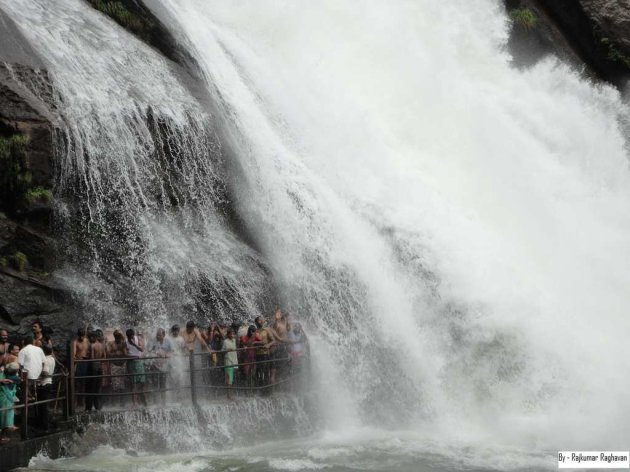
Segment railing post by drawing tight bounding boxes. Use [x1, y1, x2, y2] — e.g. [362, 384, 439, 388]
[62, 374, 69, 421]
[68, 341, 75, 417]
[189, 350, 197, 408]
[20, 371, 28, 441]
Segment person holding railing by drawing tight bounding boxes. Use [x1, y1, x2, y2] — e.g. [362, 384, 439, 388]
[72, 329, 90, 409]
[18, 336, 45, 401]
[126, 329, 147, 408]
[86, 330, 106, 412]
[106, 330, 128, 406]
[239, 325, 260, 387]
[146, 328, 172, 403]
[36, 344, 56, 431]
[0, 361, 19, 443]
[222, 328, 238, 399]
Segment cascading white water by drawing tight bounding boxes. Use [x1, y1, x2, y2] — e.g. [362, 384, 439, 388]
[152, 0, 630, 452]
[0, 0, 273, 324]
[2, 0, 630, 467]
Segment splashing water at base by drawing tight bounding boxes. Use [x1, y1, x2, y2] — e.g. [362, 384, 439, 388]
[29, 430, 554, 471]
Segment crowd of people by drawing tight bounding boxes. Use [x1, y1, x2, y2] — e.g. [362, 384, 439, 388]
[0, 321, 57, 443]
[0, 310, 309, 443]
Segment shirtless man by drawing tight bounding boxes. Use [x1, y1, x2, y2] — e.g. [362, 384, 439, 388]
[181, 321, 209, 352]
[86, 331, 106, 411]
[254, 316, 288, 387]
[73, 329, 90, 407]
[272, 309, 288, 338]
[31, 321, 48, 348]
[0, 329, 9, 367]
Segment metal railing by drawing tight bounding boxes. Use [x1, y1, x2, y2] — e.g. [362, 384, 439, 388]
[0, 344, 308, 442]
[69, 345, 309, 413]
[0, 370, 69, 441]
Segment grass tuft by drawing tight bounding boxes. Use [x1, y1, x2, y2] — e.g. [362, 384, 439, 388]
[509, 8, 537, 31]
[25, 187, 53, 204]
[9, 251, 28, 272]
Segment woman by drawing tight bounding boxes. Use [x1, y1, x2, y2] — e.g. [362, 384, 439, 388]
[221, 329, 238, 399]
[126, 329, 146, 407]
[107, 330, 128, 405]
[239, 325, 260, 387]
[0, 362, 20, 443]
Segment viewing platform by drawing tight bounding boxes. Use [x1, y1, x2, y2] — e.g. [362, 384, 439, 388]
[0, 349, 310, 471]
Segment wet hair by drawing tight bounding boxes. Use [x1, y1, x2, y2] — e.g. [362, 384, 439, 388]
[22, 335, 34, 346]
[186, 320, 195, 328]
[170, 324, 180, 332]
[156, 328, 165, 337]
[43, 344, 53, 356]
[126, 328, 135, 338]
[31, 320, 43, 329]
[113, 330, 124, 341]
[9, 343, 19, 353]
[226, 328, 235, 336]
[247, 325, 256, 336]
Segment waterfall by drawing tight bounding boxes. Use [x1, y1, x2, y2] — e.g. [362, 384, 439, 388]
[2, 0, 630, 456]
[151, 0, 630, 450]
[0, 0, 274, 325]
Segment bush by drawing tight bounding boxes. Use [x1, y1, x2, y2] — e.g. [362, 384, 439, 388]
[25, 187, 53, 204]
[509, 8, 537, 31]
[88, 0, 149, 36]
[9, 251, 28, 272]
[0, 135, 31, 206]
[0, 257, 7, 268]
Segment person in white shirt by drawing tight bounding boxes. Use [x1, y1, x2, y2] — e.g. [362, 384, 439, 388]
[17, 336, 45, 401]
[36, 344, 56, 431]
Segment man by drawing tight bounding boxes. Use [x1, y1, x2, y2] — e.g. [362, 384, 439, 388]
[168, 325, 186, 354]
[147, 328, 173, 402]
[73, 328, 90, 408]
[0, 329, 10, 367]
[31, 320, 48, 348]
[86, 331, 106, 411]
[36, 344, 56, 431]
[17, 336, 45, 398]
[181, 321, 210, 352]
[254, 316, 274, 387]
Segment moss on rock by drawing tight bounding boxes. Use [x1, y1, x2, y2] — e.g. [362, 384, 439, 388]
[8, 251, 27, 271]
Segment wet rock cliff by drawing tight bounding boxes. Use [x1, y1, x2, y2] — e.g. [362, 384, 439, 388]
[505, 0, 630, 88]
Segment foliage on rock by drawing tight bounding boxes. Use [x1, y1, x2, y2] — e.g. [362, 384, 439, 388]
[0, 134, 53, 213]
[8, 251, 27, 272]
[509, 8, 537, 31]
[87, 0, 154, 40]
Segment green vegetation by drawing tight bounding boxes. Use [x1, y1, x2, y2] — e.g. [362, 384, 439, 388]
[25, 187, 53, 204]
[8, 251, 27, 272]
[600, 37, 630, 69]
[0, 257, 7, 268]
[509, 8, 537, 31]
[0, 134, 31, 200]
[0, 134, 53, 212]
[87, 1, 152, 38]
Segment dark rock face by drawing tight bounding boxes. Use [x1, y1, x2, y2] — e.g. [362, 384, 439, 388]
[506, 0, 630, 88]
[84, 0, 201, 76]
[0, 10, 75, 354]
